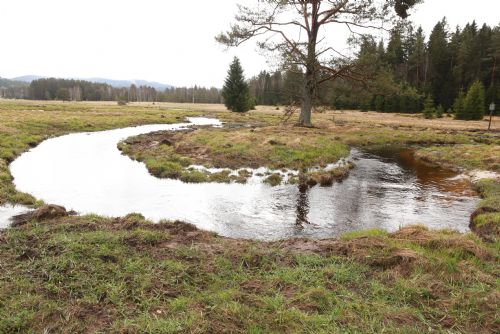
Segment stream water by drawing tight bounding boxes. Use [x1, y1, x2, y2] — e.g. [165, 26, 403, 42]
[8, 117, 478, 240]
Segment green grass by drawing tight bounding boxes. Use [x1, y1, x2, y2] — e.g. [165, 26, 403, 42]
[475, 179, 500, 206]
[263, 173, 283, 186]
[0, 216, 497, 333]
[415, 144, 500, 172]
[471, 179, 500, 241]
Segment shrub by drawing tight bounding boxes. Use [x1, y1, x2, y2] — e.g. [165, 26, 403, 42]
[436, 105, 444, 118]
[463, 81, 486, 120]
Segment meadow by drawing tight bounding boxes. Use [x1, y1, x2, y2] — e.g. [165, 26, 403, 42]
[0, 99, 498, 333]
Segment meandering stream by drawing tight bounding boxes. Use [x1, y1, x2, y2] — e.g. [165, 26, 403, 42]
[7, 117, 478, 240]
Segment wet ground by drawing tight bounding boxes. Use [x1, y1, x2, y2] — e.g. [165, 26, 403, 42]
[8, 118, 478, 240]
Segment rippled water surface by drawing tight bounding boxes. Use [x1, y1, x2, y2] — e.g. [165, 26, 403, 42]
[9, 118, 478, 240]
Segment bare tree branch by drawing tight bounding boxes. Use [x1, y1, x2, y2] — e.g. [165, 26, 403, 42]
[216, 0, 422, 126]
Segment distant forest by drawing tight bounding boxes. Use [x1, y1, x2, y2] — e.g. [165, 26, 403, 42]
[246, 19, 499, 113]
[1, 19, 498, 114]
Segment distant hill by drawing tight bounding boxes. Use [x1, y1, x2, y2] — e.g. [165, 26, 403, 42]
[11, 75, 45, 83]
[0, 77, 29, 88]
[11, 75, 173, 90]
[86, 78, 172, 90]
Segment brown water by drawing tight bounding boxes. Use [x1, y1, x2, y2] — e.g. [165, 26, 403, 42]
[9, 118, 478, 240]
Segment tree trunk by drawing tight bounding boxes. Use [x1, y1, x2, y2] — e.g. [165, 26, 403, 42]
[299, 77, 313, 127]
[298, 22, 319, 127]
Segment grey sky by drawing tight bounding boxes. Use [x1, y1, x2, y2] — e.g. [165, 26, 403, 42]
[0, 0, 498, 87]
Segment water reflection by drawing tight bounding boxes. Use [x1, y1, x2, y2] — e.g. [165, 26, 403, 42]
[9, 119, 479, 240]
[295, 185, 310, 227]
[369, 147, 475, 196]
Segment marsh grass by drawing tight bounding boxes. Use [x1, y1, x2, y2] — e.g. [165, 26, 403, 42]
[470, 179, 500, 241]
[416, 144, 500, 172]
[0, 215, 497, 333]
[0, 100, 499, 333]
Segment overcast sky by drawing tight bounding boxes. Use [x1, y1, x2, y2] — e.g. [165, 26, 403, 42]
[0, 0, 498, 87]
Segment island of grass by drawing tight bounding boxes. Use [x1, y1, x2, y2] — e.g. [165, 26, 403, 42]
[118, 126, 353, 186]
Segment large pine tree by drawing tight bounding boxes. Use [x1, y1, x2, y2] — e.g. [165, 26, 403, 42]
[222, 57, 250, 113]
[428, 18, 454, 109]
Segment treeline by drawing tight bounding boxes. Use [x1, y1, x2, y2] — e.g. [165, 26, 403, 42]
[2, 18, 497, 115]
[246, 19, 499, 115]
[0, 78, 30, 99]
[359, 18, 499, 114]
[247, 69, 304, 106]
[28, 78, 158, 102]
[158, 87, 222, 104]
[1, 78, 223, 104]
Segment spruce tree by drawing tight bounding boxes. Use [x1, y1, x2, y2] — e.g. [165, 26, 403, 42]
[423, 95, 435, 119]
[222, 57, 250, 113]
[428, 19, 453, 109]
[435, 105, 444, 118]
[463, 81, 486, 120]
[453, 90, 466, 119]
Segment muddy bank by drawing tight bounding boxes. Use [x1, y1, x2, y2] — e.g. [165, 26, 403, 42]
[10, 204, 73, 227]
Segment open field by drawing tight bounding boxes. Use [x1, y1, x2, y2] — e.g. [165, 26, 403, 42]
[0, 99, 499, 333]
[133, 102, 500, 131]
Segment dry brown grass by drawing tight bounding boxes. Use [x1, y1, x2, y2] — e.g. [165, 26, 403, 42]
[131, 102, 500, 131]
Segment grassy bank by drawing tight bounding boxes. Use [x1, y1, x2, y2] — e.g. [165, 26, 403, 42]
[469, 180, 500, 242]
[1, 214, 498, 333]
[415, 144, 500, 172]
